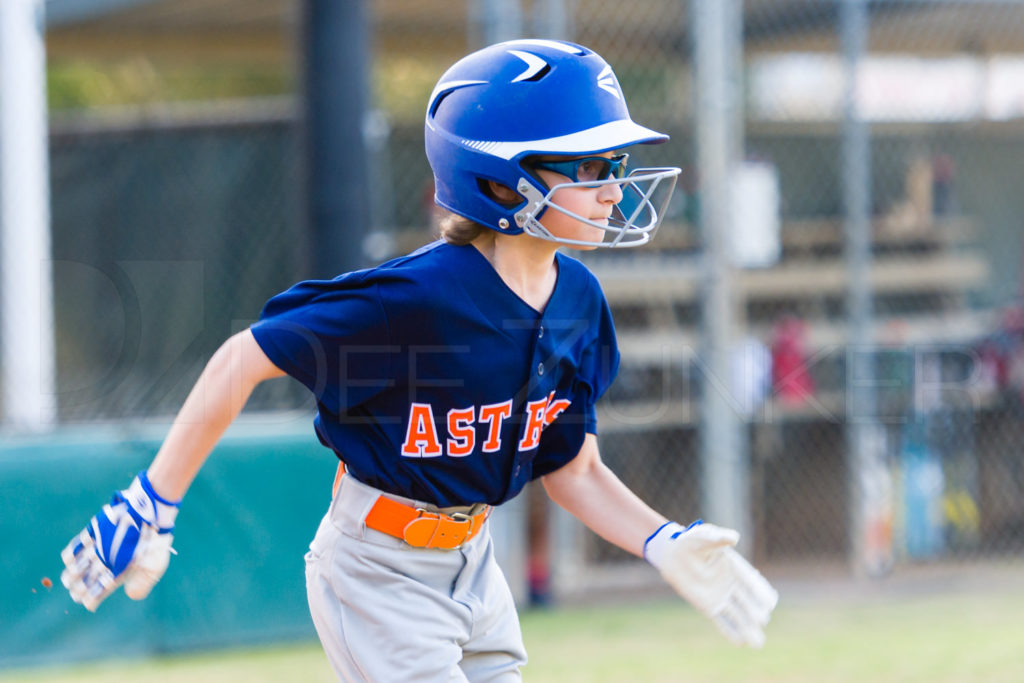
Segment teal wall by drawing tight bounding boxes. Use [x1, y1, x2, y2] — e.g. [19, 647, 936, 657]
[0, 420, 337, 670]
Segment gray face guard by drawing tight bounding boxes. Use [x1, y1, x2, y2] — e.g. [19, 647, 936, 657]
[513, 166, 681, 248]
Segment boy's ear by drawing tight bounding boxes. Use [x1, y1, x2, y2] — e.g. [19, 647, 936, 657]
[486, 180, 520, 205]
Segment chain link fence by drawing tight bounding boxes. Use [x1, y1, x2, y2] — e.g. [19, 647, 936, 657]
[49, 102, 309, 421]
[39, 0, 1024, 592]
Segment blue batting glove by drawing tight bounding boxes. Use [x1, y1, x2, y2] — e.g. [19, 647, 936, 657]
[61, 471, 179, 611]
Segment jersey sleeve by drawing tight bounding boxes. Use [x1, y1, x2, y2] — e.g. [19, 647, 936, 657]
[531, 292, 620, 478]
[577, 293, 620, 434]
[249, 275, 396, 413]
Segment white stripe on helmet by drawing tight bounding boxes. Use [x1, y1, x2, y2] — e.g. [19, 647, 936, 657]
[460, 119, 667, 161]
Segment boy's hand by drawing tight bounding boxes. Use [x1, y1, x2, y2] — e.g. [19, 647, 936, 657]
[644, 521, 779, 648]
[61, 471, 179, 612]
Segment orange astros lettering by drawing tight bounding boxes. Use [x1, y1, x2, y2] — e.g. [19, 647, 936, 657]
[479, 400, 514, 452]
[401, 403, 443, 457]
[400, 396, 570, 458]
[446, 407, 476, 457]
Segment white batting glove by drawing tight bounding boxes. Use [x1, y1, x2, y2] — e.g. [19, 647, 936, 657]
[61, 471, 180, 612]
[645, 520, 779, 648]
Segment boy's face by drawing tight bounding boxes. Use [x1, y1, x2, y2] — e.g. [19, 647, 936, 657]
[533, 151, 624, 250]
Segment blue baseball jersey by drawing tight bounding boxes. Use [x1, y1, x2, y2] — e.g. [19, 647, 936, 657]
[249, 241, 619, 507]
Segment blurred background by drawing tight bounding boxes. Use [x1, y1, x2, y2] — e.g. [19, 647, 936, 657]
[2, 0, 1024, 674]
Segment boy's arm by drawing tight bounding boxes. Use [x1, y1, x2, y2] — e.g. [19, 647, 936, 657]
[61, 329, 285, 611]
[541, 433, 666, 557]
[542, 433, 779, 648]
[147, 329, 285, 500]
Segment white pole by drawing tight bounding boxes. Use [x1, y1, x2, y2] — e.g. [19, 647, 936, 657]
[474, 0, 523, 46]
[693, 0, 750, 546]
[0, 0, 57, 431]
[841, 0, 892, 577]
[532, 0, 573, 40]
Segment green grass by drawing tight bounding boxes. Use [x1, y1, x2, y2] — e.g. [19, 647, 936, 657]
[522, 590, 1024, 683]
[4, 589, 1024, 682]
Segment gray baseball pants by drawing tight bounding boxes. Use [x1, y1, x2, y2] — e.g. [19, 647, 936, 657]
[305, 472, 528, 682]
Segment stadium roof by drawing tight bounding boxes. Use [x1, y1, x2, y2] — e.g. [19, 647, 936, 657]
[46, 0, 295, 62]
[44, 0, 1024, 62]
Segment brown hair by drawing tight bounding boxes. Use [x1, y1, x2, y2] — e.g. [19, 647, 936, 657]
[435, 179, 522, 245]
[437, 212, 487, 246]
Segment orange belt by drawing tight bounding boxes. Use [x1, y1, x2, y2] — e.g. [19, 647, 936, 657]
[332, 461, 490, 551]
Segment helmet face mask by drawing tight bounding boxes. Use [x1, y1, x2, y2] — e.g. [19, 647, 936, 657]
[425, 39, 681, 248]
[514, 167, 680, 248]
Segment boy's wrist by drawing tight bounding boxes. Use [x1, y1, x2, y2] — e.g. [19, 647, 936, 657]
[643, 521, 687, 568]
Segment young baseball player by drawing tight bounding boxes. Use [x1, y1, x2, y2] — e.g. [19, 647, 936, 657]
[61, 39, 778, 680]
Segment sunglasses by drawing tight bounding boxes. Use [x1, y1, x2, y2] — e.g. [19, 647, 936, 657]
[531, 153, 629, 184]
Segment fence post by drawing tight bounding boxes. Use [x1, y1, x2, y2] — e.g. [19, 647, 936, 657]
[301, 0, 371, 277]
[841, 0, 892, 577]
[692, 0, 752, 548]
[473, 0, 523, 47]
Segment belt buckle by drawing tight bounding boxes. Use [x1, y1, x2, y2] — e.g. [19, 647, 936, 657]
[403, 508, 475, 550]
[450, 511, 476, 544]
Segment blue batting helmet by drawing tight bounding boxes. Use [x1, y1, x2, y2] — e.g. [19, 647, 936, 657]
[425, 39, 677, 246]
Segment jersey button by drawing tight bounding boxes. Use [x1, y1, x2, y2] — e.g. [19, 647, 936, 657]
[537, 362, 544, 376]
[538, 325, 544, 338]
